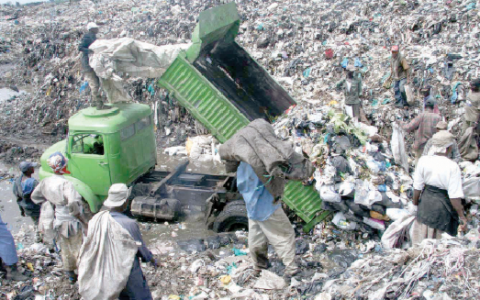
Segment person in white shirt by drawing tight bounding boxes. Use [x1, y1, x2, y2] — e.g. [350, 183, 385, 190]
[411, 131, 467, 245]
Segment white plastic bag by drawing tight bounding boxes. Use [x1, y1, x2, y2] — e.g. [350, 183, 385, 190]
[404, 84, 414, 105]
[332, 212, 357, 230]
[320, 185, 341, 203]
[386, 208, 411, 221]
[391, 123, 409, 172]
[338, 178, 355, 196]
[363, 217, 386, 231]
[354, 179, 380, 208]
[381, 215, 415, 249]
[463, 177, 480, 201]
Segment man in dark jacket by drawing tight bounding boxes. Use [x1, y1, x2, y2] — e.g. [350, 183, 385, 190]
[337, 65, 363, 123]
[104, 184, 155, 299]
[79, 22, 102, 108]
[12, 161, 41, 242]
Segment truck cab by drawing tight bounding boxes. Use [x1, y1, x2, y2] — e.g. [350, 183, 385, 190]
[39, 103, 157, 212]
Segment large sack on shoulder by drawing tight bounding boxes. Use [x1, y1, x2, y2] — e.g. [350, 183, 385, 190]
[458, 126, 479, 161]
[78, 211, 139, 300]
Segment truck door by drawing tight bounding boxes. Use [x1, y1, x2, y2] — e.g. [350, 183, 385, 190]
[68, 133, 111, 198]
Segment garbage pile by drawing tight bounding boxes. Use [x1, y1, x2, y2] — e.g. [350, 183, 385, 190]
[0, 0, 479, 151]
[321, 237, 480, 300]
[0, 228, 82, 300]
[0, 0, 207, 148]
[0, 140, 42, 164]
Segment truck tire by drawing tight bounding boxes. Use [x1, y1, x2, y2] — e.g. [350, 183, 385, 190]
[213, 201, 248, 233]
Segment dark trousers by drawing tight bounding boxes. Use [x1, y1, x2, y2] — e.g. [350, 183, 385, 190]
[394, 78, 408, 107]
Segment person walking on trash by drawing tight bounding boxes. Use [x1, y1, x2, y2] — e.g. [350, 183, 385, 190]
[31, 152, 89, 283]
[389, 45, 411, 108]
[236, 162, 300, 282]
[79, 22, 103, 109]
[411, 131, 467, 245]
[399, 98, 441, 165]
[78, 183, 157, 300]
[0, 212, 29, 281]
[461, 78, 480, 135]
[12, 161, 42, 242]
[422, 121, 461, 163]
[336, 65, 368, 124]
[218, 120, 315, 283]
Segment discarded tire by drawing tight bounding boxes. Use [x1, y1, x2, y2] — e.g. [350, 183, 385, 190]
[212, 201, 248, 233]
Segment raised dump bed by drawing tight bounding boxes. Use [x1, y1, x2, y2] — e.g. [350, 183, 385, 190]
[158, 3, 327, 232]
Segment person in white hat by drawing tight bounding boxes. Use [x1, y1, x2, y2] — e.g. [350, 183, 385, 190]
[102, 184, 156, 300]
[411, 131, 467, 245]
[79, 22, 103, 109]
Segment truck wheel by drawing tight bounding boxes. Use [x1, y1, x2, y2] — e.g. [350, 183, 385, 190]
[213, 201, 248, 233]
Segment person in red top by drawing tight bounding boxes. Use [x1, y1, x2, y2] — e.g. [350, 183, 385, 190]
[400, 99, 442, 164]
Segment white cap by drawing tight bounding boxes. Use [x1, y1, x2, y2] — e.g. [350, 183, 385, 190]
[103, 184, 130, 207]
[87, 22, 99, 31]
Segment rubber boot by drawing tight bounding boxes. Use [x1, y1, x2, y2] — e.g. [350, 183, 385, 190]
[6, 265, 28, 281]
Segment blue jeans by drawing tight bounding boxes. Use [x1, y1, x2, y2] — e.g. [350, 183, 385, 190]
[394, 78, 407, 107]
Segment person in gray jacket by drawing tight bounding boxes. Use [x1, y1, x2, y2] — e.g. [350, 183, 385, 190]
[103, 184, 156, 300]
[337, 66, 365, 123]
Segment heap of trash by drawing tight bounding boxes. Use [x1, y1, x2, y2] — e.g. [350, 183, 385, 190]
[3, 219, 480, 300]
[1, 0, 480, 151]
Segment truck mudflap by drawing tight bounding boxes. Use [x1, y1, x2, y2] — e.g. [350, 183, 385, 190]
[158, 3, 324, 232]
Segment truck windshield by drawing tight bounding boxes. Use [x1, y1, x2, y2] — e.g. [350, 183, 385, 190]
[71, 134, 104, 155]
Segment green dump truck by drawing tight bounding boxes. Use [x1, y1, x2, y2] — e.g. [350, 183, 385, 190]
[39, 3, 325, 232]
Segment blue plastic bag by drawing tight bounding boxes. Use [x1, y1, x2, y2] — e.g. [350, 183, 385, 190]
[79, 81, 89, 93]
[354, 57, 363, 68]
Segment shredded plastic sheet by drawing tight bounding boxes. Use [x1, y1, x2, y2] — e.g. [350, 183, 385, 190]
[89, 38, 190, 103]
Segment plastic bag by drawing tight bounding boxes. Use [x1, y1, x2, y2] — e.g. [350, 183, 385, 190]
[391, 123, 409, 172]
[354, 180, 382, 208]
[320, 185, 341, 203]
[332, 212, 357, 230]
[366, 159, 381, 174]
[381, 215, 415, 249]
[363, 217, 386, 231]
[404, 84, 414, 104]
[338, 178, 355, 196]
[386, 208, 411, 221]
[354, 179, 370, 207]
[462, 177, 480, 200]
